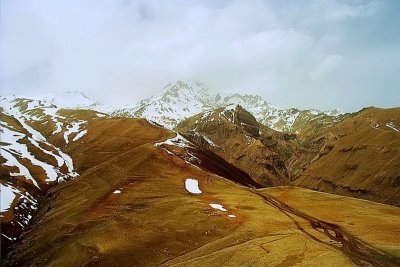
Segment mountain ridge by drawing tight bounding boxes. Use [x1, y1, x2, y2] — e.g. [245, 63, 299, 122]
[1, 80, 343, 132]
[109, 80, 344, 131]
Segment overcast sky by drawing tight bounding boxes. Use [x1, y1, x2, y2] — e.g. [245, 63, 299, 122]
[1, 0, 399, 111]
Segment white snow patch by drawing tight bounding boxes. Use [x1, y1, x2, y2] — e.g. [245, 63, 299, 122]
[185, 178, 202, 194]
[202, 135, 218, 147]
[1, 103, 78, 183]
[154, 133, 191, 148]
[2, 233, 18, 241]
[72, 130, 87, 142]
[372, 123, 381, 129]
[52, 121, 63, 134]
[0, 184, 19, 212]
[113, 189, 122, 194]
[0, 126, 59, 182]
[64, 121, 85, 144]
[386, 122, 399, 132]
[227, 214, 236, 218]
[40, 91, 97, 108]
[209, 203, 227, 212]
[1, 131, 40, 187]
[40, 107, 66, 134]
[154, 133, 203, 169]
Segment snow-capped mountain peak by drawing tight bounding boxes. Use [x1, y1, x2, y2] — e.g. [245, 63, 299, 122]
[2, 81, 343, 132]
[1, 91, 99, 111]
[150, 80, 212, 107]
[97, 80, 343, 131]
[40, 91, 99, 108]
[111, 80, 214, 128]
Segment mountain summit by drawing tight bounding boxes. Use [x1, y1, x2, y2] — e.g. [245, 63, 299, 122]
[109, 80, 342, 131]
[111, 80, 214, 128]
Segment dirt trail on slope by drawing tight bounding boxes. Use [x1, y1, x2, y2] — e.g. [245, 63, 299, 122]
[186, 146, 400, 266]
[252, 190, 400, 267]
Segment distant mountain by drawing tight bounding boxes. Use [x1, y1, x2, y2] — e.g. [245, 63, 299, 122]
[110, 80, 214, 129]
[2, 81, 343, 132]
[218, 93, 343, 132]
[106, 80, 343, 131]
[40, 91, 99, 108]
[2, 91, 98, 110]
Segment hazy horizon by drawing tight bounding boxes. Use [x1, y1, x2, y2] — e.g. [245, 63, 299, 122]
[1, 0, 399, 112]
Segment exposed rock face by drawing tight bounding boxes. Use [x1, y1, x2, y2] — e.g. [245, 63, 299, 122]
[177, 105, 291, 187]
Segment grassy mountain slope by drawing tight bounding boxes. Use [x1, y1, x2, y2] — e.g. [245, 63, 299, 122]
[3, 117, 400, 266]
[294, 107, 400, 206]
[176, 105, 294, 186]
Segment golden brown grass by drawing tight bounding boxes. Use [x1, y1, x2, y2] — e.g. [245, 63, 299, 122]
[4, 118, 399, 266]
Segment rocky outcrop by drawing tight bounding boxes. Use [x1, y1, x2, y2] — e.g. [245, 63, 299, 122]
[177, 105, 291, 187]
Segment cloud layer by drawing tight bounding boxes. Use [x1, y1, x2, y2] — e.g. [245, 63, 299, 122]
[1, 0, 399, 111]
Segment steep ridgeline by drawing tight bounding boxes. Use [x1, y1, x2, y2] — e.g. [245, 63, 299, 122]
[220, 94, 343, 132]
[107, 80, 343, 131]
[0, 96, 106, 256]
[176, 105, 295, 187]
[292, 107, 400, 206]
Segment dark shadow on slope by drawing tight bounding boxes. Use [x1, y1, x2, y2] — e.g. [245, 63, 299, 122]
[190, 147, 263, 189]
[180, 133, 263, 189]
[172, 134, 400, 267]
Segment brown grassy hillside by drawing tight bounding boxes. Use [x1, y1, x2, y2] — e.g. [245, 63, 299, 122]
[0, 99, 104, 256]
[176, 105, 294, 186]
[294, 107, 400, 206]
[3, 117, 400, 266]
[176, 105, 400, 207]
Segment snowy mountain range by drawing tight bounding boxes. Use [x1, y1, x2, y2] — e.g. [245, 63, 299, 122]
[2, 80, 342, 131]
[108, 80, 342, 131]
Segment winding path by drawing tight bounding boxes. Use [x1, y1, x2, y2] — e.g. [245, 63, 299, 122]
[184, 145, 400, 266]
[252, 190, 400, 267]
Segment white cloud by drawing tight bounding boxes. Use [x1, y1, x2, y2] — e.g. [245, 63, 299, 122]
[310, 54, 343, 79]
[0, 0, 399, 111]
[311, 0, 384, 21]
